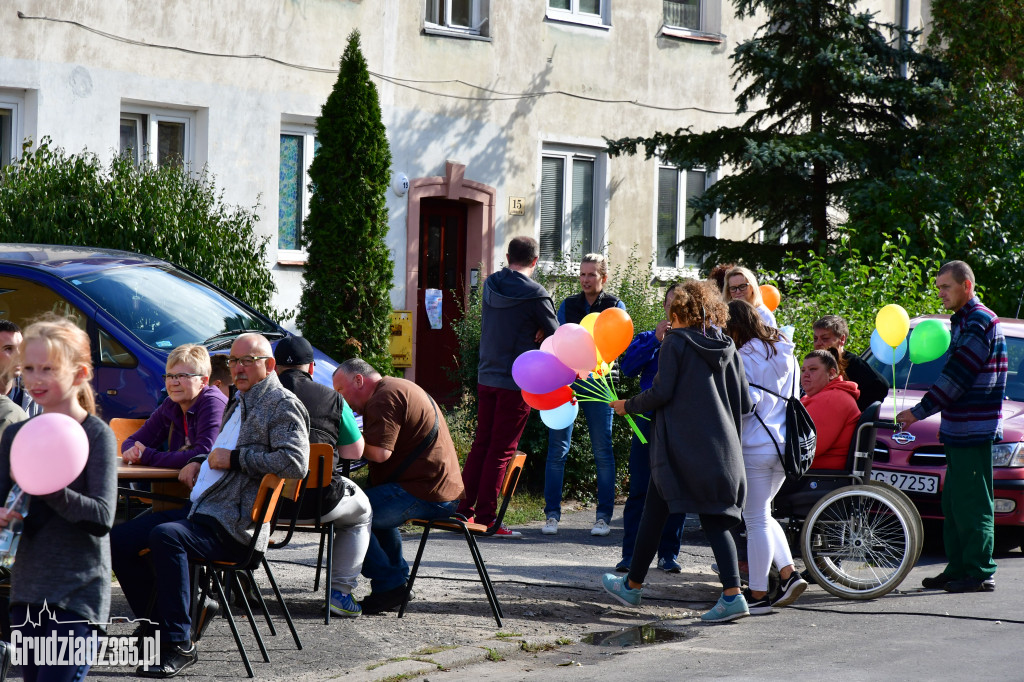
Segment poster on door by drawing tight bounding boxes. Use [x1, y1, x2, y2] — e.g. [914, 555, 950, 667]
[425, 288, 443, 330]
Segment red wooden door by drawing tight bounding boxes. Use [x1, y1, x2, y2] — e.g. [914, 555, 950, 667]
[416, 198, 467, 405]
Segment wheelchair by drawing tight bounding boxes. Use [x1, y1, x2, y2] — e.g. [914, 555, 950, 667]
[771, 402, 924, 600]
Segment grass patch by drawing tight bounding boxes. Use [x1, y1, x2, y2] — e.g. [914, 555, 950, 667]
[502, 491, 545, 527]
[556, 637, 574, 645]
[485, 647, 505, 662]
[521, 641, 558, 653]
[412, 644, 457, 656]
[495, 631, 523, 639]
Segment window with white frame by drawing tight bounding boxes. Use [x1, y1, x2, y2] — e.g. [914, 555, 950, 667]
[655, 165, 715, 269]
[540, 146, 606, 262]
[119, 106, 194, 168]
[425, 0, 490, 37]
[661, 0, 722, 39]
[278, 125, 319, 255]
[546, 0, 610, 28]
[0, 92, 24, 168]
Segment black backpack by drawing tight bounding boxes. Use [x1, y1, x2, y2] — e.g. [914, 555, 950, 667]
[749, 359, 817, 482]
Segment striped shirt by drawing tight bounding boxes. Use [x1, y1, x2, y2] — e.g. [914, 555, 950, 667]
[910, 297, 1007, 446]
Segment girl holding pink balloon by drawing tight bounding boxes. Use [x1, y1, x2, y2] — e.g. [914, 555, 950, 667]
[0, 314, 117, 681]
[543, 254, 625, 538]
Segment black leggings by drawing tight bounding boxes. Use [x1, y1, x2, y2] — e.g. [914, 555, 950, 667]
[627, 480, 742, 590]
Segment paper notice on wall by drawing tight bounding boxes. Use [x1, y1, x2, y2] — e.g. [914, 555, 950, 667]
[425, 288, 443, 330]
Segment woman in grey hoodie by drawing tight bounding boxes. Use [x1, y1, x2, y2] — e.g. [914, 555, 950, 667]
[604, 279, 752, 623]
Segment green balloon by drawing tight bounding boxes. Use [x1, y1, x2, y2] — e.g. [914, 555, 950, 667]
[909, 319, 951, 364]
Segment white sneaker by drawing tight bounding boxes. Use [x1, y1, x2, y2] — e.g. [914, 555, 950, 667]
[541, 517, 559, 535]
[591, 519, 611, 536]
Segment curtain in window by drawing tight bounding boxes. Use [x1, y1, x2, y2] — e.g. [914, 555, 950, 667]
[570, 158, 594, 260]
[579, 0, 602, 15]
[683, 170, 707, 268]
[656, 167, 679, 268]
[540, 156, 565, 262]
[664, 0, 701, 30]
[278, 134, 303, 251]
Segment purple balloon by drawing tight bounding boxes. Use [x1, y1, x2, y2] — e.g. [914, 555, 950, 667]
[512, 350, 576, 394]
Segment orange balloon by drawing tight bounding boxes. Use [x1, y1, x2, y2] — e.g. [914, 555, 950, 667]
[760, 284, 781, 312]
[593, 308, 634, 362]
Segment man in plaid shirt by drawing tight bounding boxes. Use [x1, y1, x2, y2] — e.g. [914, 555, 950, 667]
[898, 260, 1007, 593]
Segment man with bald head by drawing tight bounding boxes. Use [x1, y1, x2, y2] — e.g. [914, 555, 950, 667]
[113, 333, 310, 677]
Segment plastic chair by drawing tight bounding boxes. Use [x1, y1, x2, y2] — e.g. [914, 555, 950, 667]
[110, 417, 147, 455]
[190, 474, 302, 677]
[269, 443, 338, 624]
[399, 451, 527, 627]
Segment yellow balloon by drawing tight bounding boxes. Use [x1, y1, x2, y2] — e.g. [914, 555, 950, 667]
[875, 304, 910, 347]
[580, 312, 600, 335]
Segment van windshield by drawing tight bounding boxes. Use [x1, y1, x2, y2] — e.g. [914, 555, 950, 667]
[68, 265, 277, 350]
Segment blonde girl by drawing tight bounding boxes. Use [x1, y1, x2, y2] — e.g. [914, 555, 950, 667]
[0, 314, 117, 681]
[721, 265, 777, 329]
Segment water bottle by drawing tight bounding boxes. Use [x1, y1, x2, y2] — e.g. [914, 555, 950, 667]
[0, 485, 30, 568]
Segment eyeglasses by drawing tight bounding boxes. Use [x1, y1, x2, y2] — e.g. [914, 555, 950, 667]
[728, 283, 749, 294]
[163, 373, 203, 381]
[227, 355, 272, 368]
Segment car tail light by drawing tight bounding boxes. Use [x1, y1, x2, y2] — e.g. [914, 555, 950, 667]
[995, 499, 1017, 513]
[992, 442, 1024, 467]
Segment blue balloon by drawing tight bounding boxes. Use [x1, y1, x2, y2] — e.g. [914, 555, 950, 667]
[870, 329, 907, 365]
[540, 400, 579, 430]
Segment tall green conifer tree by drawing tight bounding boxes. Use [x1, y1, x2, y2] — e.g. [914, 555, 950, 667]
[298, 30, 394, 369]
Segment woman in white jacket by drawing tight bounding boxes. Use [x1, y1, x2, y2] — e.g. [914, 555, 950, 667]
[726, 300, 807, 614]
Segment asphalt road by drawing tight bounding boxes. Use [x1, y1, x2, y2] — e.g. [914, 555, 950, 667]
[73, 506, 1024, 681]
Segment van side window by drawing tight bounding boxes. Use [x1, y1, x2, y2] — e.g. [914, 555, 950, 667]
[97, 326, 137, 368]
[0, 275, 87, 330]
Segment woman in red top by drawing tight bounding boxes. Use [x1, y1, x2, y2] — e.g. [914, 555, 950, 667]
[800, 348, 861, 470]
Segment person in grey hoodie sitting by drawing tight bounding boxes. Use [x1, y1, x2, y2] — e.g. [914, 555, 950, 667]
[112, 333, 309, 678]
[604, 279, 752, 623]
[457, 236, 558, 535]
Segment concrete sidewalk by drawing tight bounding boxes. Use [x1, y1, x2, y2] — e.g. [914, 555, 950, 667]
[86, 505, 721, 680]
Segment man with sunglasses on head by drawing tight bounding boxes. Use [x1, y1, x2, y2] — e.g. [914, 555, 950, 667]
[112, 333, 310, 678]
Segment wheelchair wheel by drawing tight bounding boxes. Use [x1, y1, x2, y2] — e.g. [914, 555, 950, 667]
[800, 485, 919, 600]
[865, 480, 924, 566]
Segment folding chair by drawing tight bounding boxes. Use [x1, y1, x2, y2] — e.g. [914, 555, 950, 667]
[399, 451, 527, 627]
[190, 473, 303, 677]
[269, 443, 339, 624]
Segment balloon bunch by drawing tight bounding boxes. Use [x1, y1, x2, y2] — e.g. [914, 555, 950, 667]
[874, 304, 951, 423]
[512, 308, 648, 443]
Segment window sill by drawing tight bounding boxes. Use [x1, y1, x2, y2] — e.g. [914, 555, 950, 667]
[277, 250, 307, 266]
[659, 25, 725, 44]
[423, 25, 492, 42]
[545, 11, 611, 31]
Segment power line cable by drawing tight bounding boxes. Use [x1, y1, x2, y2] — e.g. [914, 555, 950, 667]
[17, 11, 736, 115]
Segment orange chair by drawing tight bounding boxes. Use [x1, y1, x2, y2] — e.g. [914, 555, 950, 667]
[270, 443, 340, 624]
[190, 474, 302, 677]
[110, 417, 147, 455]
[399, 452, 527, 627]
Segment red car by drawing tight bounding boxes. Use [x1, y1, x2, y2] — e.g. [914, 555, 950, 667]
[865, 315, 1024, 550]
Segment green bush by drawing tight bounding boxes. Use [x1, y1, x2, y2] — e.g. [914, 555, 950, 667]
[766, 232, 945, 360]
[0, 139, 280, 318]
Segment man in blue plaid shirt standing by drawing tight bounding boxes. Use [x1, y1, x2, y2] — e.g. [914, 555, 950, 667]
[898, 260, 1007, 593]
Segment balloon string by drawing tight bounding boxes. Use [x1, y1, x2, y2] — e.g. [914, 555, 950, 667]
[574, 382, 612, 401]
[891, 357, 898, 425]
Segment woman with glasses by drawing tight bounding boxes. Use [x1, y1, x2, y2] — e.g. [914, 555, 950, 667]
[721, 265, 777, 329]
[121, 344, 228, 468]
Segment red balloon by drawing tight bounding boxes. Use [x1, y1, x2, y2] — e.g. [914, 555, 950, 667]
[522, 385, 573, 411]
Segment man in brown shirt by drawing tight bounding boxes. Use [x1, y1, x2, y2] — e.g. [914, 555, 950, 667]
[334, 358, 465, 614]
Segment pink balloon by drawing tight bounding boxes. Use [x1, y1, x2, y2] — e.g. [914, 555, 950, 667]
[11, 413, 89, 495]
[551, 324, 598, 372]
[540, 336, 556, 355]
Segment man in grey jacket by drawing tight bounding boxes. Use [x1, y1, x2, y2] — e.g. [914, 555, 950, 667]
[112, 333, 309, 678]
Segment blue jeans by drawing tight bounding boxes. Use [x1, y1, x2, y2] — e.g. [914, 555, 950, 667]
[361, 483, 459, 593]
[622, 416, 684, 564]
[544, 398, 616, 523]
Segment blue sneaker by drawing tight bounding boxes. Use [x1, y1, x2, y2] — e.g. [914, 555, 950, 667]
[658, 557, 682, 573]
[602, 573, 642, 607]
[329, 589, 362, 617]
[700, 593, 749, 623]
